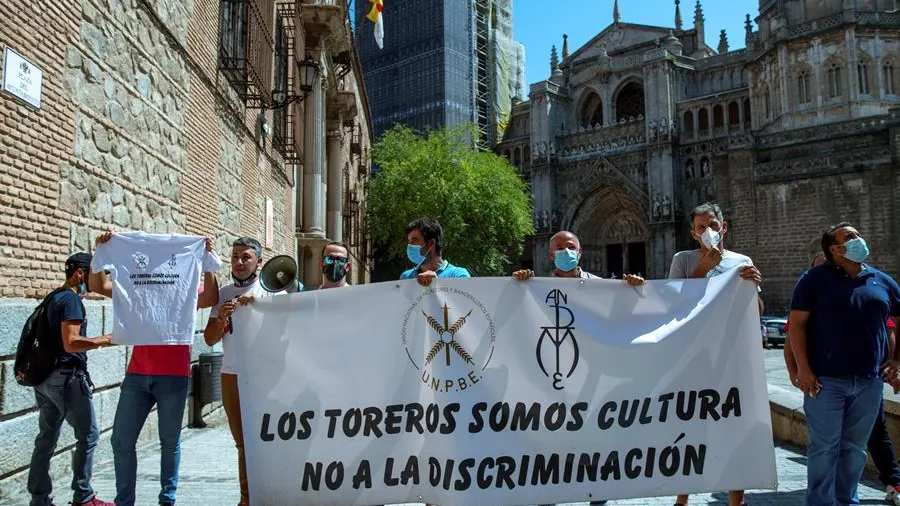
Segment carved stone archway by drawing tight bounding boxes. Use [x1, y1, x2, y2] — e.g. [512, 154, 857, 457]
[564, 184, 649, 277]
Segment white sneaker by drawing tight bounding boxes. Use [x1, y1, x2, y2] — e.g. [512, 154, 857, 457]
[885, 484, 900, 505]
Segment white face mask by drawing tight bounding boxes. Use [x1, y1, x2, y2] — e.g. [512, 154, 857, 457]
[700, 228, 721, 249]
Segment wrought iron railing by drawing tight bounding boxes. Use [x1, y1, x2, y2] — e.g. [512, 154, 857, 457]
[218, 0, 275, 106]
[272, 1, 301, 162]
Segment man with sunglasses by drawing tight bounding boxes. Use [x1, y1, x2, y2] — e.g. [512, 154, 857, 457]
[320, 242, 352, 289]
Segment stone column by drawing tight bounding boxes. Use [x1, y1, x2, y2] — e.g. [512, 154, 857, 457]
[304, 245, 323, 289]
[326, 128, 343, 242]
[302, 79, 325, 234]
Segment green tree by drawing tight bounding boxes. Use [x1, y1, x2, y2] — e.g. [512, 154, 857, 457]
[365, 125, 534, 276]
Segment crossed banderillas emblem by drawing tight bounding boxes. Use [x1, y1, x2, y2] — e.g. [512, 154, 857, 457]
[423, 303, 474, 366]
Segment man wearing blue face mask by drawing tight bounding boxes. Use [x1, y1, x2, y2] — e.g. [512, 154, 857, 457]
[514, 230, 640, 506]
[512, 230, 644, 287]
[790, 222, 900, 506]
[400, 217, 470, 287]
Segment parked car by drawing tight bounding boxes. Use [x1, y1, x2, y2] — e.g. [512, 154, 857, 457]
[763, 318, 788, 347]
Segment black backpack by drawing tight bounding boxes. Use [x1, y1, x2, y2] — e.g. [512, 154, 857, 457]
[14, 287, 70, 386]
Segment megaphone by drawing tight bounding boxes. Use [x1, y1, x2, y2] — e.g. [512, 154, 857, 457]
[259, 255, 302, 293]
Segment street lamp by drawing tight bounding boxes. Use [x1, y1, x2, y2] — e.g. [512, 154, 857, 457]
[269, 58, 321, 109]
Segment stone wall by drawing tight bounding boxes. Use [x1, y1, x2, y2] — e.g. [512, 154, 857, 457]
[0, 0, 299, 497]
[720, 124, 900, 315]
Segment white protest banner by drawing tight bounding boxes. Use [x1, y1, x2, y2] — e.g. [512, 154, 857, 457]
[232, 269, 776, 506]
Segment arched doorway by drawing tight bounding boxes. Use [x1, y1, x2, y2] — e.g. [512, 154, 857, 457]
[615, 82, 645, 122]
[580, 92, 604, 127]
[567, 185, 649, 277]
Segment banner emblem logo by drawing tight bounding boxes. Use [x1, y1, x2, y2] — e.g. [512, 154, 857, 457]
[536, 289, 580, 390]
[132, 252, 150, 270]
[401, 287, 495, 393]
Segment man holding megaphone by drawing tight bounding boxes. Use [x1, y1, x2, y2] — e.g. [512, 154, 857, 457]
[203, 237, 285, 506]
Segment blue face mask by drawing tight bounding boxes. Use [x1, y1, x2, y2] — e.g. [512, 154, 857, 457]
[843, 237, 869, 263]
[553, 248, 580, 272]
[407, 244, 427, 266]
[77, 269, 89, 295]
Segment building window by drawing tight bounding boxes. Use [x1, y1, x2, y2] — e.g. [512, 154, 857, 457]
[683, 110, 695, 132]
[615, 82, 645, 122]
[885, 61, 895, 95]
[218, 0, 275, 105]
[858, 62, 870, 95]
[827, 64, 843, 99]
[797, 72, 812, 104]
[272, 9, 289, 155]
[713, 104, 724, 128]
[764, 89, 771, 118]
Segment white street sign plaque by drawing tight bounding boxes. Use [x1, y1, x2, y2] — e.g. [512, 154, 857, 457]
[2, 46, 43, 109]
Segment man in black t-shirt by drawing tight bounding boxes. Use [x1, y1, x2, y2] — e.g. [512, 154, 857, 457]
[28, 253, 113, 506]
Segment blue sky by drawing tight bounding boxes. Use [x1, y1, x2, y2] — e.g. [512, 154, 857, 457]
[513, 0, 759, 88]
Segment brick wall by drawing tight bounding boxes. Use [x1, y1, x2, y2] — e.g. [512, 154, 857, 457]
[721, 134, 900, 315]
[0, 0, 298, 498]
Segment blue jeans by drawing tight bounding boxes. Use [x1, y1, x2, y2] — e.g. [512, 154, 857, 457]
[804, 376, 883, 506]
[28, 368, 98, 506]
[868, 400, 900, 487]
[112, 374, 189, 506]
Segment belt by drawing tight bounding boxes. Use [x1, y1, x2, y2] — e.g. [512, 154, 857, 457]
[56, 366, 86, 374]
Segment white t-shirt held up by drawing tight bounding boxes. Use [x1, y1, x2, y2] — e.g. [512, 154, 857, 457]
[92, 232, 206, 345]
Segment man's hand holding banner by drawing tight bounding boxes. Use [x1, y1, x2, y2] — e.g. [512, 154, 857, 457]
[232, 270, 777, 506]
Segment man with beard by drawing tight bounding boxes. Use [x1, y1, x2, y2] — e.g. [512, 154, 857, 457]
[204, 237, 281, 506]
[319, 242, 351, 289]
[26, 253, 114, 506]
[791, 223, 900, 506]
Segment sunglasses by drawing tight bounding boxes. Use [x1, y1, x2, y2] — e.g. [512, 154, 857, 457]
[323, 256, 348, 266]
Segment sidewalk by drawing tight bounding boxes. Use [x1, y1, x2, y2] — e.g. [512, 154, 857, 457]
[74, 410, 887, 506]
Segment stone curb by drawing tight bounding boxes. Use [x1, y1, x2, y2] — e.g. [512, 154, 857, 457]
[768, 382, 900, 472]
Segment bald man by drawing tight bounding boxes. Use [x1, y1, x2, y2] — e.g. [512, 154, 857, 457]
[513, 230, 644, 285]
[513, 233, 636, 505]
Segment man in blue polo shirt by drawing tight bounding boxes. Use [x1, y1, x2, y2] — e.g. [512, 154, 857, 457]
[790, 222, 900, 506]
[400, 217, 470, 286]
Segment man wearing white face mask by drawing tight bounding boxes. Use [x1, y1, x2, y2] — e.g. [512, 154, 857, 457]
[790, 222, 900, 506]
[667, 203, 762, 506]
[512, 230, 644, 287]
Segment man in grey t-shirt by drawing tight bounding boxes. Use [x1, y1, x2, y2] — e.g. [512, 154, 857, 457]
[668, 202, 763, 506]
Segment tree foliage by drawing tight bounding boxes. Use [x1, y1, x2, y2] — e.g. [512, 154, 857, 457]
[365, 125, 534, 276]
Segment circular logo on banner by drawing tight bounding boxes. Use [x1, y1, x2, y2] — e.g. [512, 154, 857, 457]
[132, 252, 150, 270]
[401, 287, 496, 393]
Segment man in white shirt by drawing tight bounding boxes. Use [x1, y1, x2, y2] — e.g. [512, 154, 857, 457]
[667, 202, 762, 506]
[203, 237, 275, 506]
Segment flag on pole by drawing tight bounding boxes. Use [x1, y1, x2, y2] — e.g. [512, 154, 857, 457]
[366, 0, 384, 49]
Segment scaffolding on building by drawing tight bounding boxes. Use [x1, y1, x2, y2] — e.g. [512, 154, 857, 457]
[473, 0, 492, 149]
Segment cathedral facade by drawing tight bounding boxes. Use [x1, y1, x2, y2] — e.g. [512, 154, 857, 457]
[496, 0, 900, 313]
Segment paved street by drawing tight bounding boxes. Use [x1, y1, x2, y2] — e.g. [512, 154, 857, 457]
[82, 423, 889, 506]
[4, 350, 889, 506]
[70, 368, 885, 506]
[3, 349, 892, 506]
